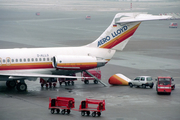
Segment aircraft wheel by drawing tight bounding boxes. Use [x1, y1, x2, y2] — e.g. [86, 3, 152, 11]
[17, 83, 27, 92]
[6, 80, 16, 88]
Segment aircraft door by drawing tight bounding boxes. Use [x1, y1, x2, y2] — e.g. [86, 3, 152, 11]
[0, 58, 2, 66]
[6, 57, 11, 66]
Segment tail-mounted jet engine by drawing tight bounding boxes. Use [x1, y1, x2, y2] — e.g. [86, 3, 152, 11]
[52, 55, 107, 70]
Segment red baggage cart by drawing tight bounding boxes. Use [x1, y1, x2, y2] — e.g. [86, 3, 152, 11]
[49, 97, 75, 115]
[82, 70, 101, 84]
[78, 98, 105, 117]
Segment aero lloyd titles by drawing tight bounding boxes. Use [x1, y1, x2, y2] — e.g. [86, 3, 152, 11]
[97, 25, 128, 47]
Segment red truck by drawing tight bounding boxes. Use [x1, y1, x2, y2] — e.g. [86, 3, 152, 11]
[156, 76, 175, 95]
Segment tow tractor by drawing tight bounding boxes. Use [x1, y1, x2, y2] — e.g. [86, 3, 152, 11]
[49, 97, 75, 114]
[156, 76, 175, 95]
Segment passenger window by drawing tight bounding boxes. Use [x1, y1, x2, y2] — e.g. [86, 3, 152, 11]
[47, 58, 49, 61]
[35, 58, 38, 61]
[16, 59, 18, 62]
[20, 59, 22, 62]
[12, 59, 14, 62]
[43, 58, 45, 61]
[7, 59, 10, 62]
[31, 58, 34, 62]
[51, 58, 53, 61]
[3, 59, 5, 63]
[28, 58, 30, 62]
[39, 58, 42, 61]
[141, 77, 145, 81]
[24, 58, 26, 62]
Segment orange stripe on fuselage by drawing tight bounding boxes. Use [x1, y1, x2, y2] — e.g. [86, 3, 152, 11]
[100, 23, 141, 49]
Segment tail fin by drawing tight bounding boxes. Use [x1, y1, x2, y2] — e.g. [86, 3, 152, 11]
[86, 12, 172, 50]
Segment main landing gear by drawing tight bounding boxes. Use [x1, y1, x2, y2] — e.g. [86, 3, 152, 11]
[6, 80, 27, 92]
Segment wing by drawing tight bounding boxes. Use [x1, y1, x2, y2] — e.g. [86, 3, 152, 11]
[0, 71, 88, 81]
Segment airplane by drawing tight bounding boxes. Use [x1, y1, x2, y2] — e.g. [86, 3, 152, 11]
[0, 12, 175, 91]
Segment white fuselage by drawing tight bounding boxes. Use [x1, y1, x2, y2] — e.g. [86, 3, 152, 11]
[0, 46, 116, 77]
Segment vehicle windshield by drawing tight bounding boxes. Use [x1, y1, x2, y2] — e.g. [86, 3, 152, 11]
[158, 78, 171, 85]
[134, 77, 140, 80]
[146, 77, 152, 81]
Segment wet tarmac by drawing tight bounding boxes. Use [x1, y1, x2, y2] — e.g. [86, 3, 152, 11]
[0, 0, 180, 120]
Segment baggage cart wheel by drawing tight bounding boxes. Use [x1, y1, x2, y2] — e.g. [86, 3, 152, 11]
[56, 109, 60, 114]
[59, 82, 62, 86]
[97, 112, 101, 117]
[51, 109, 55, 114]
[67, 109, 70, 114]
[86, 111, 90, 116]
[92, 112, 96, 117]
[68, 81, 70, 85]
[65, 82, 67, 86]
[94, 80, 98, 84]
[61, 109, 65, 115]
[53, 83, 56, 87]
[84, 80, 89, 84]
[41, 84, 44, 87]
[49, 83, 52, 88]
[71, 81, 74, 86]
[81, 111, 85, 116]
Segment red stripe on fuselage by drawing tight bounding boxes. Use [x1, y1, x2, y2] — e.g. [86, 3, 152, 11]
[0, 62, 53, 70]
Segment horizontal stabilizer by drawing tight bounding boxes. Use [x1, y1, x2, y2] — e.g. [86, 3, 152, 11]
[115, 13, 175, 24]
